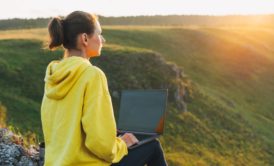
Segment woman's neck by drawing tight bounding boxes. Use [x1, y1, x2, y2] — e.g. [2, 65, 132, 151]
[65, 49, 89, 60]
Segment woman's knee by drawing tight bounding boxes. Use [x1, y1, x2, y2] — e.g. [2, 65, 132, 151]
[150, 139, 163, 151]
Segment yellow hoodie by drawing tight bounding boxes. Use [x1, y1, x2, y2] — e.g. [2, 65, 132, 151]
[41, 56, 128, 166]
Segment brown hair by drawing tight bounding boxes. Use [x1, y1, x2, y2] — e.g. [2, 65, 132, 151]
[48, 11, 98, 50]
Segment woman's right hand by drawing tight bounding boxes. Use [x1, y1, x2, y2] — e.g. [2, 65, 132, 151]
[120, 133, 139, 148]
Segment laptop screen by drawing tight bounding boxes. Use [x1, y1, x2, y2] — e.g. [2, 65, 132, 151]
[117, 89, 168, 134]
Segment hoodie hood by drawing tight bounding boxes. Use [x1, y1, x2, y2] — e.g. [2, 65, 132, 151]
[44, 56, 91, 100]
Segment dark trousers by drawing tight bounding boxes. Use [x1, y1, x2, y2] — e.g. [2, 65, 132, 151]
[111, 139, 167, 166]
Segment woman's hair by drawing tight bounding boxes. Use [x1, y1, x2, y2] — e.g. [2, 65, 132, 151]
[48, 11, 98, 50]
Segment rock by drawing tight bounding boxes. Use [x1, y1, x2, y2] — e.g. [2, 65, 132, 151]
[0, 128, 40, 166]
[17, 156, 36, 166]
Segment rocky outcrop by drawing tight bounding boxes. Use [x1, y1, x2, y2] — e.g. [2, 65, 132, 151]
[94, 50, 193, 112]
[0, 128, 43, 166]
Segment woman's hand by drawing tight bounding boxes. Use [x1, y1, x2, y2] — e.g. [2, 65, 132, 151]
[120, 133, 139, 148]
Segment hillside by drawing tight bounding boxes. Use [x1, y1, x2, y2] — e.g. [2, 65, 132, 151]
[0, 26, 273, 165]
[103, 26, 274, 163]
[102, 26, 274, 136]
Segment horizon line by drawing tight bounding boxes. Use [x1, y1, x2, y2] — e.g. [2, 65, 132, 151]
[1, 13, 274, 20]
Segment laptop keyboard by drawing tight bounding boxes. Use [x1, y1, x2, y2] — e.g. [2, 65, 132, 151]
[134, 134, 153, 141]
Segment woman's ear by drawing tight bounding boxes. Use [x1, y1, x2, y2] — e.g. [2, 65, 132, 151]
[81, 33, 89, 46]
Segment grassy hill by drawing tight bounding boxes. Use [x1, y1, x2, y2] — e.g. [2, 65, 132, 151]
[0, 26, 273, 165]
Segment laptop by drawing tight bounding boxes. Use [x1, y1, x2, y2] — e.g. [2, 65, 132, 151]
[117, 89, 168, 149]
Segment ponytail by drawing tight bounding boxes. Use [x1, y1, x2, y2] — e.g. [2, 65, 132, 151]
[47, 11, 97, 50]
[48, 17, 64, 50]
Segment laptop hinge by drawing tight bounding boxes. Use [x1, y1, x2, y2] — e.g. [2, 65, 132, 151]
[117, 130, 158, 136]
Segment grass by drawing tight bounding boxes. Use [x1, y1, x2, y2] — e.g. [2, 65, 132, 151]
[0, 26, 273, 165]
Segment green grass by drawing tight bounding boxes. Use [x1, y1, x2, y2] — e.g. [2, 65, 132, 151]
[0, 26, 273, 165]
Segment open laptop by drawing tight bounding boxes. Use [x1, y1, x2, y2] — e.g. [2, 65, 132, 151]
[117, 89, 168, 149]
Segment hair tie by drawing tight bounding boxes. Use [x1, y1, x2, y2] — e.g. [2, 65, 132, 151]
[60, 19, 65, 27]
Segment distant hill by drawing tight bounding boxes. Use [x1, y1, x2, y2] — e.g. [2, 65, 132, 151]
[0, 18, 49, 30]
[1, 14, 274, 30]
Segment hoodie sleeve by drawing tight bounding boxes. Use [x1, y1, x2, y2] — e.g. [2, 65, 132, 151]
[81, 67, 128, 163]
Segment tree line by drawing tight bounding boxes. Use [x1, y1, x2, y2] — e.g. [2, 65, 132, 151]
[0, 15, 274, 30]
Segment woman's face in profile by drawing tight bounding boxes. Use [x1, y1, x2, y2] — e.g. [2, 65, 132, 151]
[86, 20, 105, 58]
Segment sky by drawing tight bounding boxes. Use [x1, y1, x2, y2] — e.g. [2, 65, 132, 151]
[1, 0, 274, 19]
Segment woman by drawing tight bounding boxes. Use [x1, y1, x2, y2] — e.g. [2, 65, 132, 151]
[41, 11, 167, 166]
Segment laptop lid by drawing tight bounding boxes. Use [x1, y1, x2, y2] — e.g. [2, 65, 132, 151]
[117, 89, 168, 134]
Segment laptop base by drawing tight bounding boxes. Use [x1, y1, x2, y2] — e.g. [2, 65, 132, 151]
[128, 134, 159, 149]
[117, 131, 160, 149]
